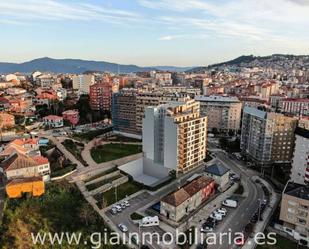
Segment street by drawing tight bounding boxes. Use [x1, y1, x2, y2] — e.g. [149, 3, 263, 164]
[207, 151, 265, 249]
[104, 144, 266, 249]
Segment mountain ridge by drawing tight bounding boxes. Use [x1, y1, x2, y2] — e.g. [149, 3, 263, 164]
[0, 57, 191, 74]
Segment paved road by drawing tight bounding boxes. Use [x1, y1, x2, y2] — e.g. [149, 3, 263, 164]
[207, 151, 265, 249]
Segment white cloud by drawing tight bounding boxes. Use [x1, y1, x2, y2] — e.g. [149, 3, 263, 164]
[140, 0, 309, 48]
[0, 0, 141, 24]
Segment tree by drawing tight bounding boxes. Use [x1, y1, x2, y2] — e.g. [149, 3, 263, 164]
[79, 203, 95, 226]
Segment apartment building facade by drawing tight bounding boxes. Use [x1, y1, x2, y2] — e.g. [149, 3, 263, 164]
[143, 99, 207, 174]
[111, 90, 138, 135]
[195, 95, 242, 132]
[241, 107, 297, 165]
[136, 91, 190, 134]
[72, 74, 95, 94]
[89, 82, 119, 112]
[290, 127, 309, 185]
[280, 98, 309, 117]
[279, 182, 309, 246]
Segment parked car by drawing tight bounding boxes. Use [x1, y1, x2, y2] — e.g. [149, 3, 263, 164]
[206, 217, 218, 226]
[123, 200, 130, 207]
[118, 223, 128, 232]
[210, 212, 223, 221]
[115, 205, 122, 212]
[110, 208, 117, 215]
[201, 224, 213, 233]
[222, 199, 238, 208]
[216, 208, 227, 216]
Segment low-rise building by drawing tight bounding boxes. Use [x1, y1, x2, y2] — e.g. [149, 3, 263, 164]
[0, 138, 41, 157]
[62, 109, 79, 126]
[1, 153, 50, 181]
[160, 176, 215, 222]
[0, 113, 15, 129]
[43, 115, 64, 128]
[5, 177, 45, 198]
[204, 164, 230, 191]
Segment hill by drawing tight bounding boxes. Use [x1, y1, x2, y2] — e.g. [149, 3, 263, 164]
[0, 57, 191, 74]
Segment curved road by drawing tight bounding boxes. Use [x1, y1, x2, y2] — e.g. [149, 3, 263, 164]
[208, 151, 265, 249]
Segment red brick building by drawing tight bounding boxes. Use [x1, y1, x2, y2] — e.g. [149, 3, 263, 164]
[90, 81, 118, 112]
[62, 109, 79, 126]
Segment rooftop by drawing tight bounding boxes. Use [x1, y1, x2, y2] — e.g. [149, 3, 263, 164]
[161, 176, 214, 207]
[195, 95, 240, 103]
[205, 164, 230, 176]
[284, 182, 309, 201]
[244, 106, 267, 119]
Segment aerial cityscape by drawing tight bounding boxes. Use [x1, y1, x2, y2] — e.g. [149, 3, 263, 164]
[0, 1, 309, 249]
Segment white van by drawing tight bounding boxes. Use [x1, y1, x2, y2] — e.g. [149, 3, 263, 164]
[222, 199, 238, 208]
[140, 216, 159, 227]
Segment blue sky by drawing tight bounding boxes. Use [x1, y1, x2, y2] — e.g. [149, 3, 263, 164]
[1, 0, 309, 66]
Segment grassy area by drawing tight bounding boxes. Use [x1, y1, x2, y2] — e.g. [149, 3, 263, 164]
[130, 212, 144, 220]
[93, 181, 143, 206]
[62, 139, 88, 166]
[0, 181, 127, 249]
[91, 143, 142, 163]
[86, 175, 123, 191]
[84, 167, 118, 183]
[105, 135, 141, 143]
[257, 233, 307, 249]
[50, 164, 77, 178]
[73, 127, 113, 142]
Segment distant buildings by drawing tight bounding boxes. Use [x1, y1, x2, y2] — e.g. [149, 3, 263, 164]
[0, 113, 15, 129]
[62, 109, 79, 126]
[279, 182, 309, 245]
[143, 99, 207, 174]
[90, 81, 119, 112]
[136, 92, 189, 134]
[43, 115, 64, 128]
[112, 89, 192, 135]
[290, 127, 309, 185]
[72, 74, 95, 94]
[241, 107, 297, 165]
[280, 98, 309, 117]
[36, 74, 56, 89]
[195, 95, 242, 132]
[160, 176, 215, 222]
[111, 89, 138, 135]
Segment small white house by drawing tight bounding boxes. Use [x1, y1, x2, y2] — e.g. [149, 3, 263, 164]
[43, 115, 64, 128]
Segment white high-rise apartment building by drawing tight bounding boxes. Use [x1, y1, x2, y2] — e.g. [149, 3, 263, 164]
[143, 99, 207, 174]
